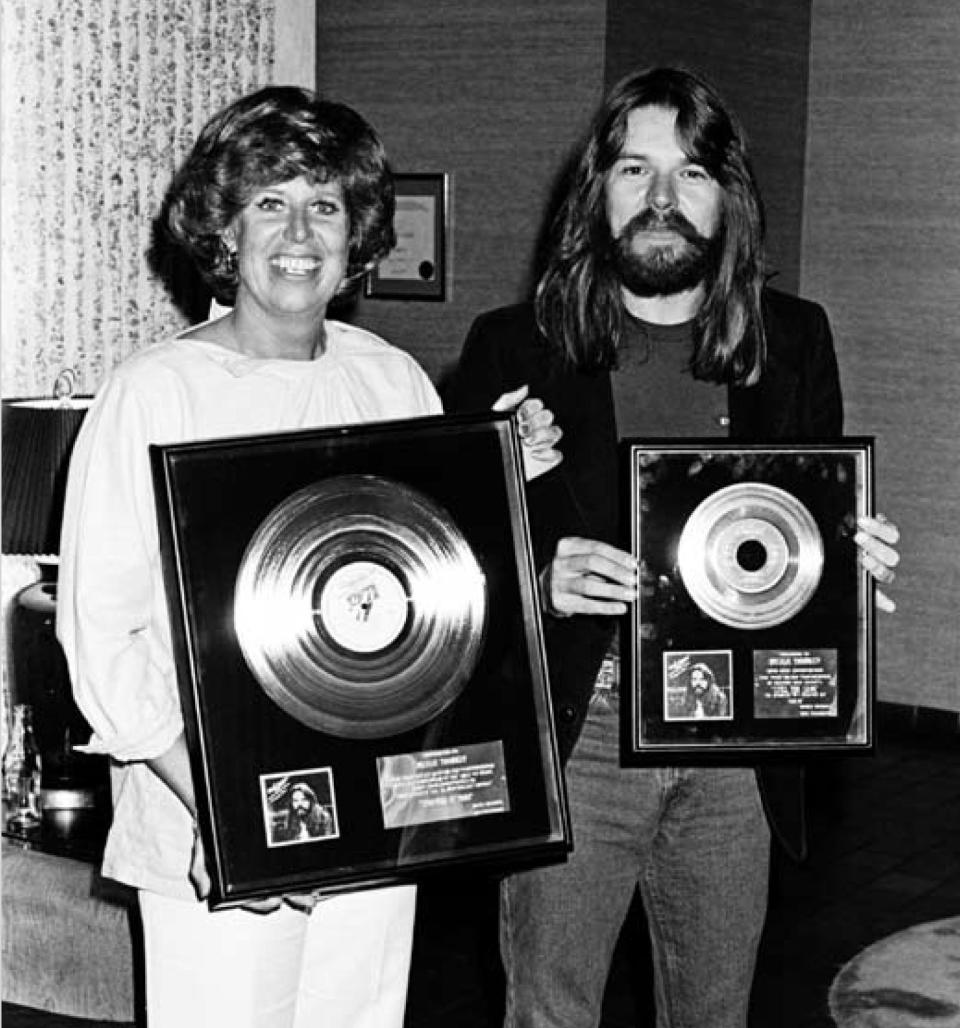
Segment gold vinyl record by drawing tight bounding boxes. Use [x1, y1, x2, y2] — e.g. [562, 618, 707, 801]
[676, 482, 824, 630]
[234, 475, 487, 738]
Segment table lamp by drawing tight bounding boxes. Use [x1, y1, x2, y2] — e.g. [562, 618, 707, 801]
[2, 371, 107, 810]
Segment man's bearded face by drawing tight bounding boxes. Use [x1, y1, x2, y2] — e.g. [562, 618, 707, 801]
[690, 668, 710, 695]
[602, 105, 724, 298]
[609, 207, 719, 297]
[291, 789, 312, 819]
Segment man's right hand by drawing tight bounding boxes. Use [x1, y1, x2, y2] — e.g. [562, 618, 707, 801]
[540, 537, 638, 618]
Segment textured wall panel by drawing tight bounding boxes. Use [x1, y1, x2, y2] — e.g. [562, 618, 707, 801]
[315, 0, 607, 384]
[803, 0, 960, 711]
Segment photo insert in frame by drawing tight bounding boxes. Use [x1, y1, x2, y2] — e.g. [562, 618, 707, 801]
[663, 651, 734, 722]
[261, 767, 340, 848]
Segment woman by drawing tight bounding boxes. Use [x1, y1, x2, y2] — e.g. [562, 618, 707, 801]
[57, 86, 560, 1028]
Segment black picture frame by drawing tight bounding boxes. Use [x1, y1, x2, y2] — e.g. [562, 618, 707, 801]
[151, 411, 569, 908]
[365, 173, 448, 300]
[622, 440, 875, 763]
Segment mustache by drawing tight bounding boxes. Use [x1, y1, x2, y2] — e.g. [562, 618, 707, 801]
[618, 209, 709, 245]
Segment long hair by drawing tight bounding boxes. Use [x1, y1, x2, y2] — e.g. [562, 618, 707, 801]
[535, 67, 766, 385]
[288, 782, 329, 835]
[164, 85, 395, 303]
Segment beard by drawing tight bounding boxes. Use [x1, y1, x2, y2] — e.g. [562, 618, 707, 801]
[290, 796, 314, 822]
[608, 209, 719, 297]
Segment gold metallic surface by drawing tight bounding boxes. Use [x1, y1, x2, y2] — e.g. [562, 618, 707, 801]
[234, 475, 486, 738]
[676, 482, 823, 630]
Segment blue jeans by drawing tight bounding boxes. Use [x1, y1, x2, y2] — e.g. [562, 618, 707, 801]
[501, 692, 770, 1028]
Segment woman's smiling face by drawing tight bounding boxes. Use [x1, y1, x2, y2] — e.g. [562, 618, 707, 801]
[226, 175, 351, 320]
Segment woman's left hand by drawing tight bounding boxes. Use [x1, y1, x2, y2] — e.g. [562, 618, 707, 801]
[492, 385, 563, 481]
[854, 513, 900, 613]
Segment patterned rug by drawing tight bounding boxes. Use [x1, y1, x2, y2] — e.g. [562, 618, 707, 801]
[829, 917, 960, 1027]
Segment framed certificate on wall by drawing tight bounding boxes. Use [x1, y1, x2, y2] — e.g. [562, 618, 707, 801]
[365, 173, 448, 300]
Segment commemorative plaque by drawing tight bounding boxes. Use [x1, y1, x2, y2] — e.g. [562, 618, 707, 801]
[151, 412, 569, 908]
[623, 441, 875, 763]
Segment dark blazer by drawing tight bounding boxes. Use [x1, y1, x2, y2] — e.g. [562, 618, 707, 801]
[444, 288, 843, 862]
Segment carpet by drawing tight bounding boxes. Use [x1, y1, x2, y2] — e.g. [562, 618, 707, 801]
[829, 917, 960, 1027]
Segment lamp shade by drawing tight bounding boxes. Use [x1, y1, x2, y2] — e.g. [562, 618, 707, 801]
[2, 397, 92, 555]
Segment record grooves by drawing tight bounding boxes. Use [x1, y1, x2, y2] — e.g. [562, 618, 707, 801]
[676, 481, 824, 630]
[234, 474, 487, 738]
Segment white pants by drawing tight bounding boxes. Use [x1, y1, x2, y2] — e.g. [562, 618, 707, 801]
[138, 885, 416, 1028]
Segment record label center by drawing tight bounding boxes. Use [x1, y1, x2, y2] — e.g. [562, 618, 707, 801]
[318, 560, 409, 654]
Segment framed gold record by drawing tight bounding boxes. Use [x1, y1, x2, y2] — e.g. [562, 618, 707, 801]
[151, 412, 569, 908]
[623, 440, 875, 763]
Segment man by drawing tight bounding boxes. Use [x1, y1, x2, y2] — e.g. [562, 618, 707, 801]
[445, 67, 899, 1028]
[274, 780, 334, 843]
[681, 663, 728, 720]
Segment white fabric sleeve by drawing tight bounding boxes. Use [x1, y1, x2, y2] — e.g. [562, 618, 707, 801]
[413, 366, 443, 417]
[56, 374, 184, 762]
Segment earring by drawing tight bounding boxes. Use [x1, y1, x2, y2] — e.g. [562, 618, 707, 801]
[220, 240, 238, 276]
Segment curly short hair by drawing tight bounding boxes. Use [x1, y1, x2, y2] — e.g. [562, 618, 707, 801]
[164, 85, 395, 303]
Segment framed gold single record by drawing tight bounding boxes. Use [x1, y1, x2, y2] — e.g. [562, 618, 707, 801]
[151, 412, 569, 908]
[623, 441, 875, 763]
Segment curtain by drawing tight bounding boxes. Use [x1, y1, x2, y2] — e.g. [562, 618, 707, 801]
[1, 0, 276, 399]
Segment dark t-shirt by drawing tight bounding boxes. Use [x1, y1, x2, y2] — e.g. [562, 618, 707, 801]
[611, 315, 729, 441]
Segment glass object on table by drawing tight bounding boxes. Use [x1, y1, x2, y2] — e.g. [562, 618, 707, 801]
[3, 703, 43, 829]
